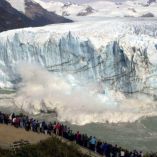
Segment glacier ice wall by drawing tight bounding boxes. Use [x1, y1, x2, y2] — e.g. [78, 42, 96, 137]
[0, 19, 157, 95]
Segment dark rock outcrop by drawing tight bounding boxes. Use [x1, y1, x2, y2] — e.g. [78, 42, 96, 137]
[141, 12, 155, 17]
[25, 0, 72, 26]
[0, 0, 72, 32]
[77, 6, 95, 16]
[0, 0, 32, 32]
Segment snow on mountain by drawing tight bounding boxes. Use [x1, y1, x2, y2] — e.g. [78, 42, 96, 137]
[6, 0, 25, 13]
[34, 0, 63, 13]
[33, 0, 95, 16]
[87, 0, 157, 17]
[137, 0, 156, 6]
[32, 0, 157, 18]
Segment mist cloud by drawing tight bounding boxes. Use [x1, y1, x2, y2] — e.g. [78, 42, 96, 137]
[14, 63, 157, 125]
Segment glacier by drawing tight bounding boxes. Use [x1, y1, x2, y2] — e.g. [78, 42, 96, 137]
[0, 18, 157, 124]
[1, 18, 157, 93]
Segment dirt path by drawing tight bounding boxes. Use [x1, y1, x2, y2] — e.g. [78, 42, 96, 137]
[0, 124, 49, 148]
[0, 124, 103, 157]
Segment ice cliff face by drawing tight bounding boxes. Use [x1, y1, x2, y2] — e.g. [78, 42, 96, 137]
[0, 19, 157, 95]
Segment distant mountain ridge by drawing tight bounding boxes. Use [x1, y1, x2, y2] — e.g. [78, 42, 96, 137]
[33, 0, 157, 18]
[0, 0, 72, 32]
[33, 0, 96, 17]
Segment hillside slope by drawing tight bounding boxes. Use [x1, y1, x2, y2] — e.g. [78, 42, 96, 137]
[25, 0, 72, 25]
[0, 0, 72, 32]
[0, 124, 90, 157]
[0, 124, 49, 148]
[0, 0, 32, 32]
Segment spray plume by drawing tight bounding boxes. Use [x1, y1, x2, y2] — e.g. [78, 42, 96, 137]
[14, 63, 157, 125]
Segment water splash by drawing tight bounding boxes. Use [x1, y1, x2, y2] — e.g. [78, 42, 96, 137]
[14, 63, 157, 125]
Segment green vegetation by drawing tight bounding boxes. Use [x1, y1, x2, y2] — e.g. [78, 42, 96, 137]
[0, 137, 90, 157]
[0, 147, 11, 157]
[0, 136, 157, 157]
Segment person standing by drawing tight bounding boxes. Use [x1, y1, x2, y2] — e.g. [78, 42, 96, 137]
[89, 136, 97, 151]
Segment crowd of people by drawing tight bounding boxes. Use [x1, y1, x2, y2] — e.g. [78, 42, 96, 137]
[0, 111, 156, 157]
